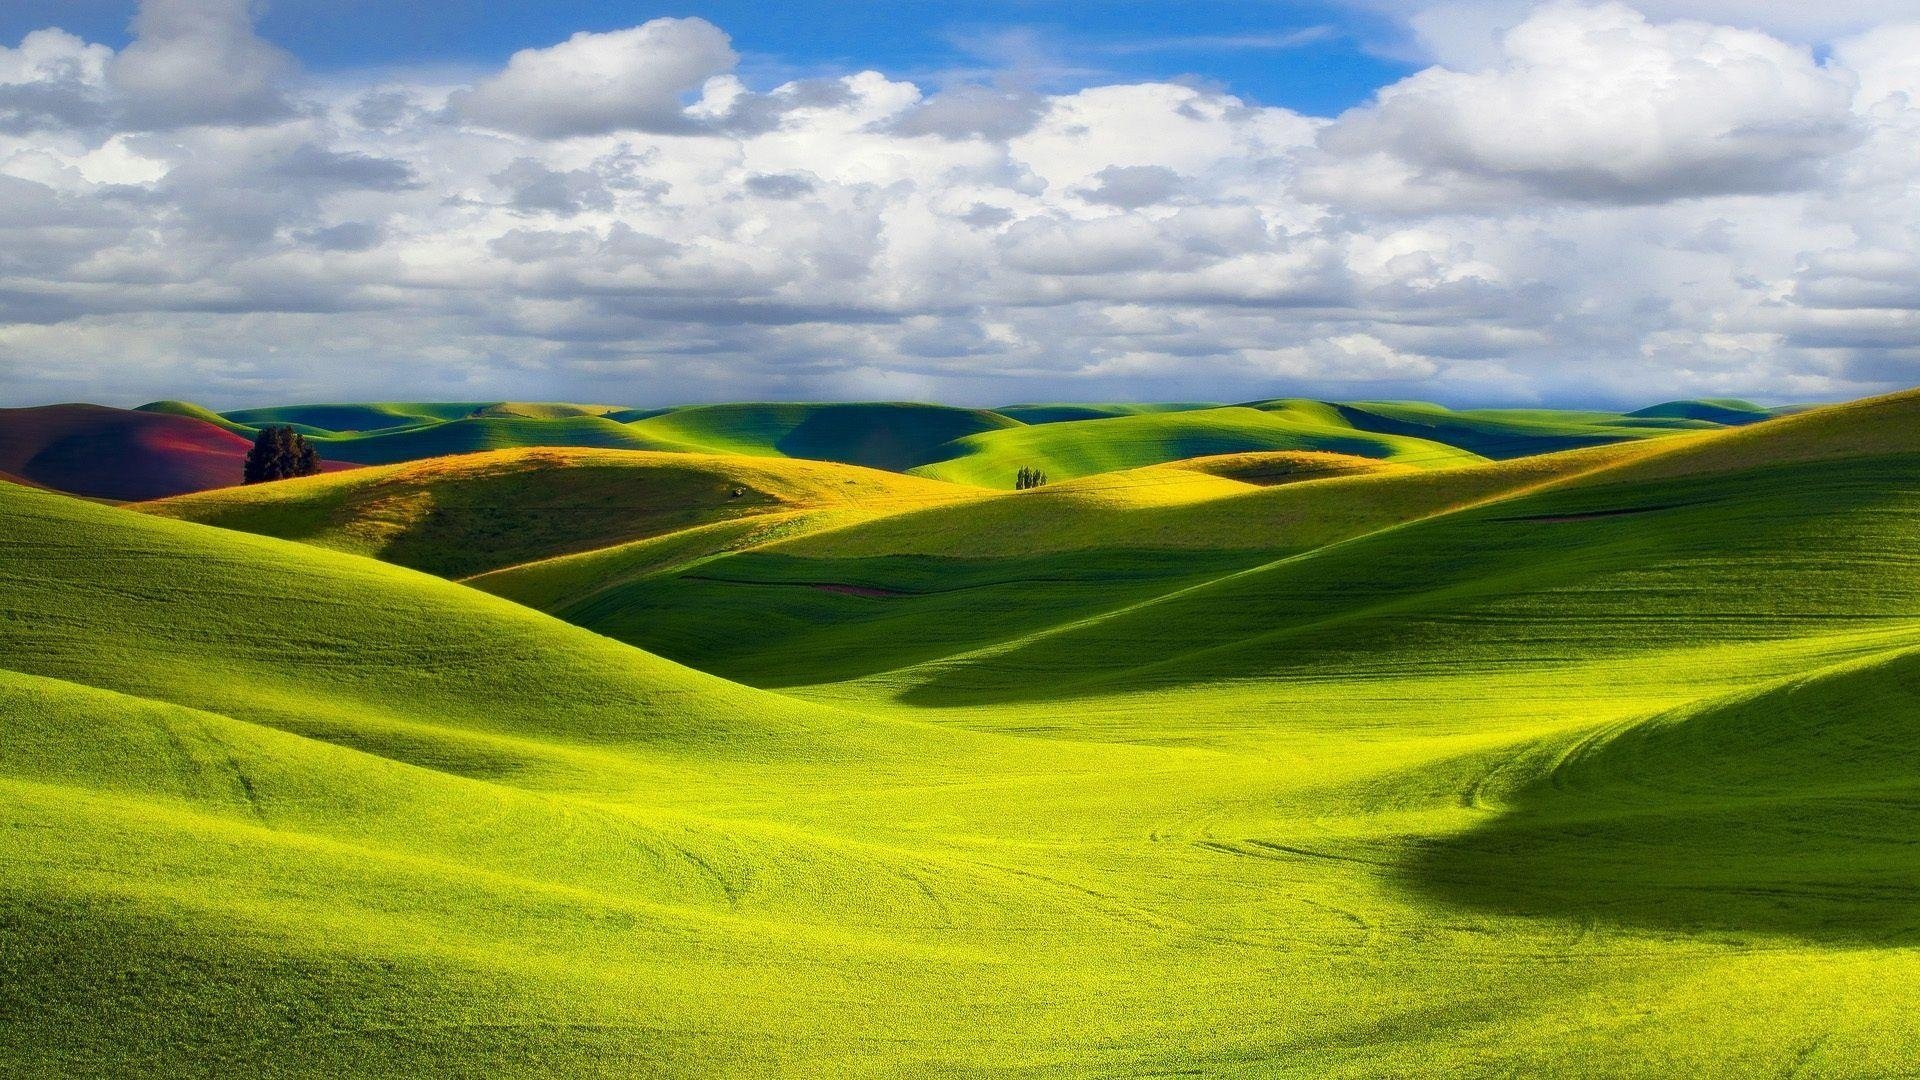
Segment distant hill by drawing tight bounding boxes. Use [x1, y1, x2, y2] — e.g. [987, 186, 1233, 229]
[144, 447, 973, 578]
[993, 402, 1222, 425]
[1625, 398, 1779, 425]
[625, 401, 1021, 472]
[909, 402, 1484, 486]
[310, 414, 697, 466]
[0, 403, 352, 501]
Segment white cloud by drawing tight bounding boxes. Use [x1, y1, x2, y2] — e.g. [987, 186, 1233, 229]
[1306, 2, 1858, 209]
[109, 0, 295, 128]
[451, 18, 737, 138]
[0, 1, 1918, 409]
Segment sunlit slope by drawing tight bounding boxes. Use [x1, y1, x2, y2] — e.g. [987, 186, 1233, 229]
[890, 388, 1920, 706]
[307, 414, 697, 465]
[490, 443, 1639, 686]
[14, 395, 1920, 1074]
[143, 447, 973, 577]
[909, 403, 1484, 487]
[0, 480, 1146, 1074]
[625, 401, 1020, 471]
[134, 398, 260, 436]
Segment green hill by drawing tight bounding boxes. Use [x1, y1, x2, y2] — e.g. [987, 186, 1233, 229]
[134, 399, 259, 436]
[13, 388, 1920, 1075]
[624, 401, 1021, 472]
[993, 402, 1222, 424]
[311, 414, 696, 466]
[478, 442, 1640, 685]
[143, 448, 974, 578]
[909, 402, 1485, 487]
[1627, 397, 1778, 425]
[1325, 399, 1719, 458]
[220, 401, 494, 434]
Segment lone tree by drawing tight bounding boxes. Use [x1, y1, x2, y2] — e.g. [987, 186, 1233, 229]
[1015, 466, 1049, 490]
[243, 425, 320, 484]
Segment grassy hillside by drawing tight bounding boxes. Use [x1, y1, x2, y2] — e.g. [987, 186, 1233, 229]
[308, 414, 696, 466]
[909, 402, 1485, 487]
[134, 399, 259, 437]
[478, 442, 1643, 683]
[993, 402, 1222, 424]
[220, 401, 494, 433]
[11, 389, 1920, 1075]
[1325, 400, 1719, 458]
[1627, 397, 1778, 425]
[143, 448, 974, 578]
[623, 401, 1021, 472]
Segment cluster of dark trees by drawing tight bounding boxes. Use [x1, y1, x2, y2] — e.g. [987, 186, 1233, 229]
[243, 425, 320, 484]
[1015, 466, 1049, 490]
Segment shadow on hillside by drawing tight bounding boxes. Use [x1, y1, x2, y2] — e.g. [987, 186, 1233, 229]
[1401, 651, 1920, 945]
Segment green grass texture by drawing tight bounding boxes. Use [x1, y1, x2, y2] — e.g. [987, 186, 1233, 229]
[6, 389, 1916, 1075]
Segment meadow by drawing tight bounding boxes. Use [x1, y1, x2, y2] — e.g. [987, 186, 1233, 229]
[5, 388, 1918, 1076]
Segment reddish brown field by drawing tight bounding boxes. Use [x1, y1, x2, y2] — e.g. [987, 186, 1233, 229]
[0, 404, 352, 500]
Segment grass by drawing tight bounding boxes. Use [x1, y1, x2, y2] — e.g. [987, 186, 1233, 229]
[993, 401, 1224, 424]
[102, 397, 1751, 492]
[909, 402, 1487, 486]
[1323, 399, 1726, 458]
[139, 447, 972, 578]
[7, 389, 1920, 1075]
[624, 401, 1022, 472]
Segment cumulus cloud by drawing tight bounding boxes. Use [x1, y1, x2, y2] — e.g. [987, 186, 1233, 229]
[888, 86, 1048, 141]
[1077, 165, 1187, 208]
[0, 1, 1918, 408]
[109, 0, 296, 129]
[1307, 2, 1859, 208]
[451, 18, 736, 138]
[0, 28, 113, 133]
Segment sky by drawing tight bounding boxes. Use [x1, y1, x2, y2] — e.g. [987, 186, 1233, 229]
[0, 1, 1916, 409]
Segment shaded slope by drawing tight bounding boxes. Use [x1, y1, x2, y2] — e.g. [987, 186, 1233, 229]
[1627, 398, 1778, 425]
[909, 403, 1483, 487]
[1327, 400, 1712, 459]
[221, 401, 492, 434]
[0, 403, 352, 501]
[994, 402, 1222, 424]
[1409, 645, 1920, 942]
[625, 401, 1021, 472]
[144, 448, 973, 578]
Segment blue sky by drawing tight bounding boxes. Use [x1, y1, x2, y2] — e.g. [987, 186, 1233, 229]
[1, 0, 1415, 116]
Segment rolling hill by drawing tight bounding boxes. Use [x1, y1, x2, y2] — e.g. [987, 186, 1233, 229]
[623, 401, 1022, 472]
[907, 401, 1487, 487]
[0, 403, 355, 501]
[6, 388, 1915, 1076]
[992, 402, 1223, 424]
[143, 447, 976, 578]
[1323, 399, 1723, 458]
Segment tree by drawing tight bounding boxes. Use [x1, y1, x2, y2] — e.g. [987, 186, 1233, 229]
[1015, 466, 1049, 491]
[243, 425, 321, 484]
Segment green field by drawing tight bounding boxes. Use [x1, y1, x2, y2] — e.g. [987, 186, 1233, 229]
[122, 396, 1781, 491]
[5, 389, 1916, 1075]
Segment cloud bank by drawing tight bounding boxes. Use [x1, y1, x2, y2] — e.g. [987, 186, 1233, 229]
[0, 0, 1916, 408]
